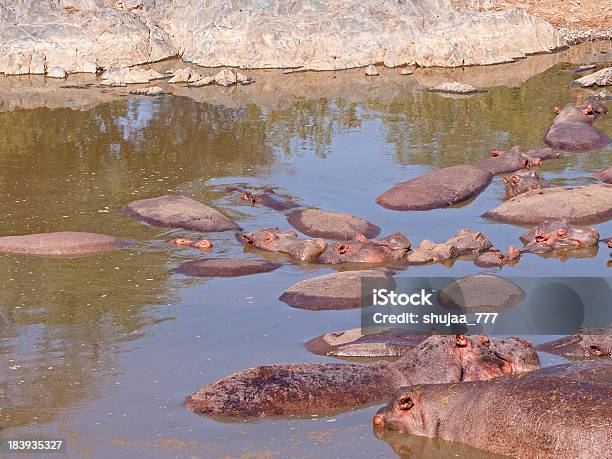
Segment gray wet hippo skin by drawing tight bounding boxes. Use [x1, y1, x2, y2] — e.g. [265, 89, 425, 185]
[225, 185, 300, 211]
[318, 233, 410, 264]
[403, 229, 492, 265]
[504, 169, 548, 198]
[240, 228, 326, 262]
[287, 208, 381, 239]
[305, 329, 427, 358]
[477, 146, 542, 175]
[183, 335, 539, 418]
[373, 360, 612, 459]
[594, 167, 612, 184]
[520, 219, 599, 252]
[123, 194, 241, 232]
[483, 184, 612, 224]
[544, 101, 610, 152]
[536, 333, 611, 358]
[376, 165, 493, 211]
[173, 258, 281, 277]
[0, 231, 127, 256]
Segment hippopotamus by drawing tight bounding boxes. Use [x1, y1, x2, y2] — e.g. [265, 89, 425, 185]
[168, 238, 212, 249]
[173, 258, 281, 278]
[536, 332, 611, 358]
[376, 165, 493, 211]
[504, 169, 548, 198]
[318, 233, 410, 264]
[483, 184, 612, 225]
[438, 274, 525, 313]
[287, 208, 381, 240]
[373, 360, 612, 459]
[543, 101, 610, 151]
[225, 185, 300, 211]
[477, 146, 542, 175]
[520, 219, 599, 252]
[594, 167, 612, 184]
[0, 231, 127, 256]
[305, 328, 428, 358]
[474, 246, 521, 267]
[123, 194, 241, 232]
[403, 229, 492, 265]
[605, 237, 612, 248]
[183, 335, 539, 418]
[240, 228, 326, 262]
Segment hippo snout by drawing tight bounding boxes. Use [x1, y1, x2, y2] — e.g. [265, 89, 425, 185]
[373, 413, 385, 428]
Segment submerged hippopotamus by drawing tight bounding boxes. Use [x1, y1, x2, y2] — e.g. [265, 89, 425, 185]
[594, 167, 612, 184]
[225, 185, 300, 211]
[544, 101, 610, 152]
[403, 229, 492, 265]
[184, 335, 539, 418]
[536, 332, 611, 358]
[168, 238, 212, 249]
[520, 219, 599, 252]
[373, 360, 612, 459]
[318, 233, 410, 264]
[477, 146, 542, 175]
[240, 228, 326, 262]
[474, 246, 521, 267]
[504, 169, 548, 198]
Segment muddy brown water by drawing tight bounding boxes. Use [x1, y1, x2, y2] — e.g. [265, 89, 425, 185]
[0, 42, 611, 458]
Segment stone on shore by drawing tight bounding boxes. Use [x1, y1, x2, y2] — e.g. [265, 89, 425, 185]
[574, 67, 612, 87]
[0, 231, 125, 256]
[376, 165, 493, 211]
[400, 68, 414, 75]
[287, 208, 381, 240]
[168, 68, 192, 83]
[47, 66, 67, 79]
[189, 76, 214, 87]
[122, 194, 241, 232]
[483, 184, 612, 224]
[429, 82, 478, 94]
[279, 270, 395, 311]
[101, 67, 165, 86]
[174, 258, 281, 277]
[129, 86, 165, 96]
[365, 65, 379, 76]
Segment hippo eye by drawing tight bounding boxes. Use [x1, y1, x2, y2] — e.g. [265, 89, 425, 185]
[455, 334, 468, 347]
[556, 229, 568, 238]
[511, 177, 519, 185]
[263, 232, 276, 242]
[396, 395, 414, 411]
[589, 346, 604, 356]
[338, 244, 350, 254]
[480, 337, 491, 347]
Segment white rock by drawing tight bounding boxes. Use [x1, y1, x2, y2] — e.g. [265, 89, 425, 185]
[214, 68, 238, 86]
[47, 66, 67, 79]
[129, 86, 165, 96]
[101, 67, 164, 85]
[188, 76, 214, 87]
[430, 82, 478, 94]
[365, 64, 379, 76]
[574, 67, 612, 87]
[400, 68, 414, 75]
[236, 72, 253, 85]
[30, 53, 46, 74]
[187, 72, 203, 83]
[80, 60, 99, 73]
[168, 68, 192, 83]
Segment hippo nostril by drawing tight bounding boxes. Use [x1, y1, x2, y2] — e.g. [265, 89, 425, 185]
[373, 414, 385, 427]
[241, 235, 254, 245]
[338, 244, 350, 255]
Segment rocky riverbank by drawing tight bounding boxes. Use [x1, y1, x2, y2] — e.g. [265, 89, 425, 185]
[0, 0, 569, 76]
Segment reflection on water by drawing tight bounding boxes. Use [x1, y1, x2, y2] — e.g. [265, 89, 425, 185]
[0, 48, 610, 458]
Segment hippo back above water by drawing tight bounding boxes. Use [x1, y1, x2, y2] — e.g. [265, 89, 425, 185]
[543, 102, 610, 152]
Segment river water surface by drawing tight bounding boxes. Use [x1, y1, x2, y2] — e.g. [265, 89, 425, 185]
[0, 43, 611, 458]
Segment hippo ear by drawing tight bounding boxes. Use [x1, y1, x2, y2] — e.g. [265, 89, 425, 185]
[503, 177, 509, 184]
[396, 395, 414, 411]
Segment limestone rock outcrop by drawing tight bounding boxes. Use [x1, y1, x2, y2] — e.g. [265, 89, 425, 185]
[0, 1, 565, 75]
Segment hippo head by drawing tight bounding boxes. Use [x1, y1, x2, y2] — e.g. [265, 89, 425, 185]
[373, 386, 435, 436]
[491, 146, 542, 169]
[520, 220, 599, 251]
[503, 169, 547, 198]
[318, 232, 410, 264]
[580, 100, 608, 119]
[240, 228, 298, 251]
[240, 191, 262, 205]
